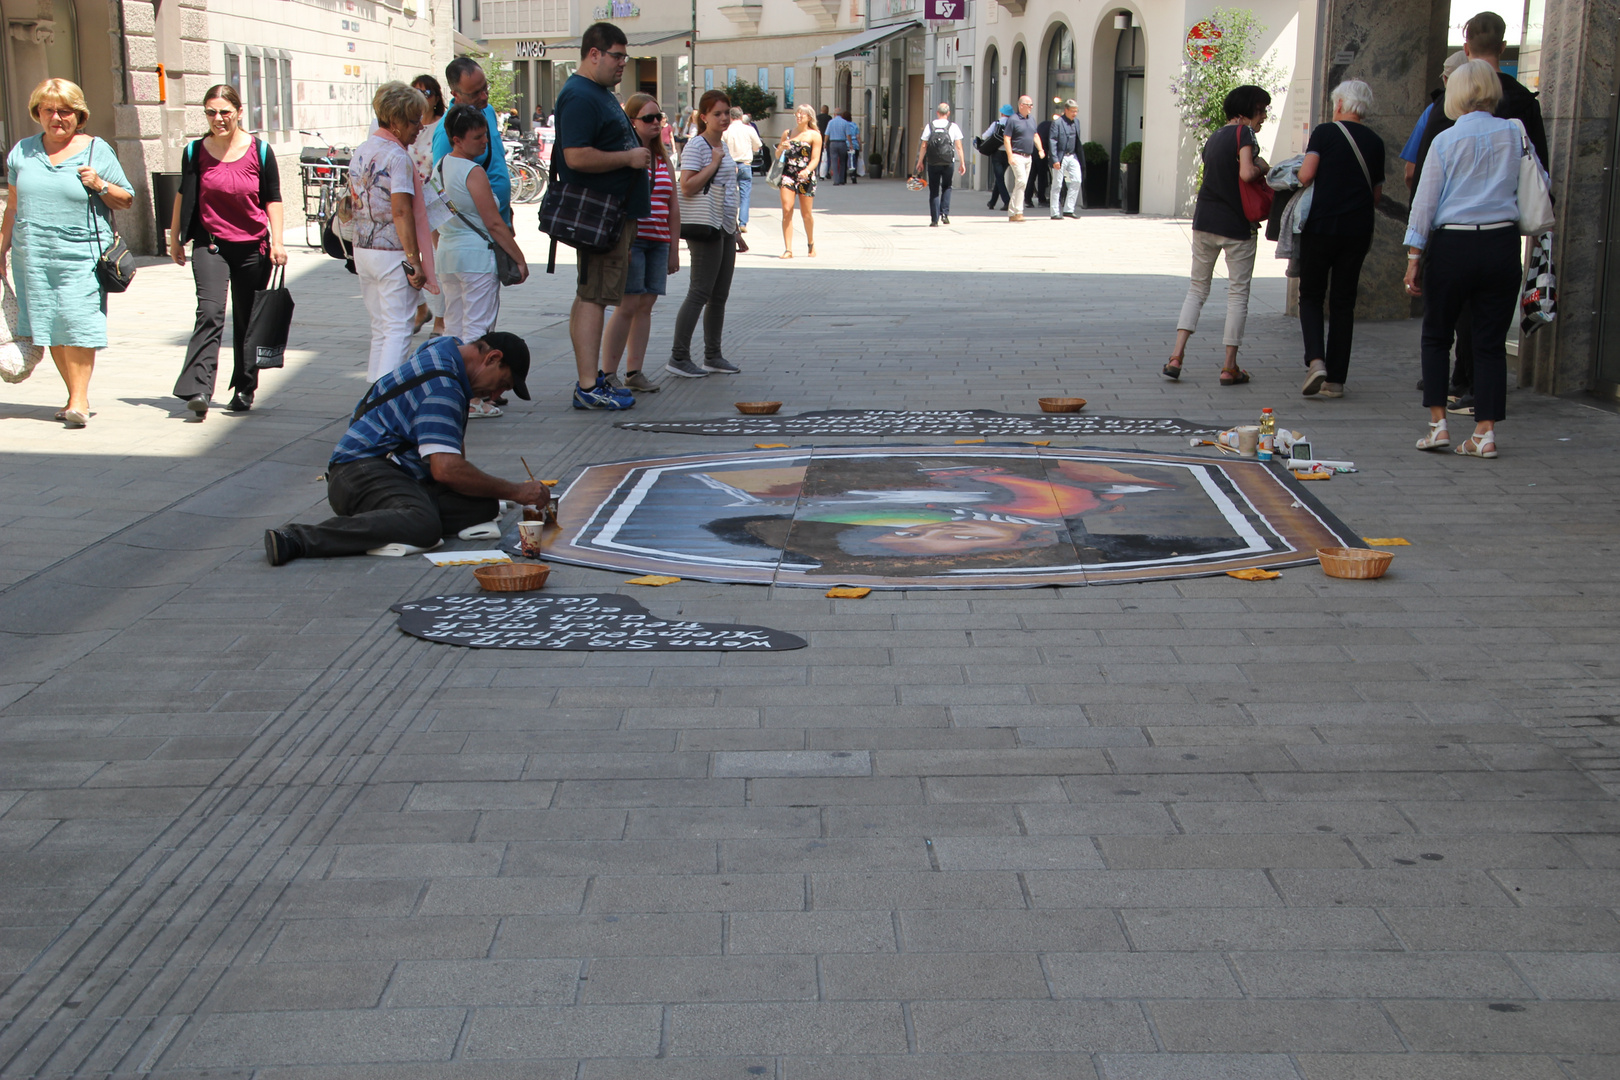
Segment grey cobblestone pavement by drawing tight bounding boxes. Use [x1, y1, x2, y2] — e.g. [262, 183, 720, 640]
[0, 180, 1617, 1079]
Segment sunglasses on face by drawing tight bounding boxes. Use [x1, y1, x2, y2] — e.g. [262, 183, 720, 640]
[636, 112, 663, 123]
[41, 107, 77, 119]
[204, 108, 236, 118]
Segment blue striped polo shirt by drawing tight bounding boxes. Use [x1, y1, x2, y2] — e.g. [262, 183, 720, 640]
[330, 336, 471, 481]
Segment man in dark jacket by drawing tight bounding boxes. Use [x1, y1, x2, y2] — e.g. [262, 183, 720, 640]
[1046, 100, 1083, 218]
[1410, 11, 1547, 414]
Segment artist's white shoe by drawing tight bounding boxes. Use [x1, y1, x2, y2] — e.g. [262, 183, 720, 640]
[456, 521, 503, 541]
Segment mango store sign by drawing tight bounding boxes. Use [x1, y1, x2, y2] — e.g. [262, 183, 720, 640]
[593, 0, 640, 17]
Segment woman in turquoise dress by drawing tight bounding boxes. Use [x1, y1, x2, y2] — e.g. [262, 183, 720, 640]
[0, 78, 134, 427]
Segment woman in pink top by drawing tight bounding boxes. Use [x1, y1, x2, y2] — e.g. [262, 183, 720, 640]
[168, 84, 286, 417]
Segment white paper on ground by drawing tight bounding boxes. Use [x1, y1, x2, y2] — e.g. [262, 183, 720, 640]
[422, 549, 511, 566]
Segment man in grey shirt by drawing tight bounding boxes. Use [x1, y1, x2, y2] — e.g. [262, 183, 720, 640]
[1002, 95, 1043, 221]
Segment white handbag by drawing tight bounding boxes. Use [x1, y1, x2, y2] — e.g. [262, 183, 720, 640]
[0, 274, 43, 384]
[1513, 119, 1555, 235]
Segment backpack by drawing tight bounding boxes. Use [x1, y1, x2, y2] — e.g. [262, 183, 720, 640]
[925, 120, 954, 166]
[973, 121, 1004, 157]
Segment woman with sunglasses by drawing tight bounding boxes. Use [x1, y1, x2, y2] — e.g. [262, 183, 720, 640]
[0, 78, 133, 428]
[778, 103, 821, 258]
[601, 95, 679, 392]
[168, 84, 286, 417]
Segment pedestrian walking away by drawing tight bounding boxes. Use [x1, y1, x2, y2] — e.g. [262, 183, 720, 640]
[1404, 59, 1542, 460]
[1296, 80, 1384, 400]
[0, 77, 134, 428]
[409, 74, 448, 340]
[1001, 96, 1042, 221]
[1165, 84, 1270, 386]
[720, 106, 760, 248]
[667, 90, 742, 379]
[555, 21, 651, 411]
[778, 103, 821, 258]
[350, 82, 436, 382]
[981, 106, 1012, 210]
[169, 83, 287, 418]
[432, 103, 529, 419]
[603, 93, 680, 392]
[825, 109, 854, 186]
[264, 333, 546, 565]
[914, 103, 965, 226]
[1048, 100, 1084, 219]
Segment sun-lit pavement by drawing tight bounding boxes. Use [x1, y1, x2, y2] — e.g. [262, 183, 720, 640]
[1, 178, 1618, 1079]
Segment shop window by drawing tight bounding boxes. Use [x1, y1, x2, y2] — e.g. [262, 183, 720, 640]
[281, 56, 294, 128]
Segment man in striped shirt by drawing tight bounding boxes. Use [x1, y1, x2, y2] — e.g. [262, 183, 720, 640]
[265, 333, 548, 565]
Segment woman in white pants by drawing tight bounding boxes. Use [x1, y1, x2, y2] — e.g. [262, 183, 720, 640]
[434, 104, 528, 417]
[349, 82, 436, 381]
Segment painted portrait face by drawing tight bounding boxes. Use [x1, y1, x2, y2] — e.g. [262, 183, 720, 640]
[866, 520, 1041, 555]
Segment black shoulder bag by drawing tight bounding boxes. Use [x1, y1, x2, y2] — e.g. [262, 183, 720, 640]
[87, 139, 134, 293]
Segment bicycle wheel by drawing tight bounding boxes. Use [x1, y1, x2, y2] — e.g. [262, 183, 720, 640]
[513, 163, 540, 204]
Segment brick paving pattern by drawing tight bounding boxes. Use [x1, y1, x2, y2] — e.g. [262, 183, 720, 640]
[0, 183, 1616, 1079]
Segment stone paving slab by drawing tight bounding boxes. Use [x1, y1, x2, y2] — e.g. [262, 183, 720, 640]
[0, 181, 1617, 1076]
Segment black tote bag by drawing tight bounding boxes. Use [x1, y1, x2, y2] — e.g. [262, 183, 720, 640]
[244, 265, 295, 370]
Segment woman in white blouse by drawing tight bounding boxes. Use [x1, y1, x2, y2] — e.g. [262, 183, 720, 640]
[1404, 60, 1546, 459]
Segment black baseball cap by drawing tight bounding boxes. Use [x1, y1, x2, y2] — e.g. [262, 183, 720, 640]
[478, 331, 531, 400]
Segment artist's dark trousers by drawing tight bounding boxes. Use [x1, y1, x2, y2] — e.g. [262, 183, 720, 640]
[671, 231, 736, 363]
[173, 238, 271, 401]
[284, 457, 497, 558]
[828, 140, 848, 184]
[989, 156, 1009, 208]
[1297, 231, 1371, 384]
[1420, 228, 1519, 424]
[927, 164, 954, 222]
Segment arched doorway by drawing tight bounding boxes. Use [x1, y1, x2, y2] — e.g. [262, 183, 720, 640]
[984, 45, 999, 118]
[1110, 21, 1145, 205]
[1013, 44, 1027, 100]
[836, 66, 851, 113]
[1044, 24, 1075, 115]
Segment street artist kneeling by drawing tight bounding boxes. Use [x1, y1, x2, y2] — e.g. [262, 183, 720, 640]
[264, 332, 550, 565]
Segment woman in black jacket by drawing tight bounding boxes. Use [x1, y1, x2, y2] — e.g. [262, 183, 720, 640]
[168, 83, 286, 416]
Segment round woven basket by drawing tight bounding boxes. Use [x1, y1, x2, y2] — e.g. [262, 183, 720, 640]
[735, 401, 783, 415]
[473, 562, 551, 592]
[1316, 547, 1393, 580]
[1038, 397, 1087, 413]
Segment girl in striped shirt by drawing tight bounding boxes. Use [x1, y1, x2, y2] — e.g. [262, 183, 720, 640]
[601, 94, 681, 393]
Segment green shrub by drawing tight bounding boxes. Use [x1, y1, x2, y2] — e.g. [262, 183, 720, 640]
[1082, 140, 1109, 166]
[723, 80, 777, 123]
[1120, 141, 1143, 165]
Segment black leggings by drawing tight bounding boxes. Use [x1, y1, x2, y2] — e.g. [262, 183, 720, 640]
[173, 238, 271, 400]
[1420, 229, 1520, 424]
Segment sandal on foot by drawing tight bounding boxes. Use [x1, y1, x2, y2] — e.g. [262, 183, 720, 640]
[1415, 421, 1450, 451]
[1162, 360, 1182, 381]
[1218, 367, 1252, 386]
[1454, 432, 1497, 458]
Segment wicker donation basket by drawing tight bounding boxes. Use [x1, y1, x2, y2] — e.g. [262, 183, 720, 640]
[1316, 547, 1393, 580]
[473, 563, 551, 592]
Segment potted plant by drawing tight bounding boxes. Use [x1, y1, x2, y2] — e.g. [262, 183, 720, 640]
[1119, 141, 1142, 214]
[867, 152, 883, 180]
[1081, 141, 1109, 208]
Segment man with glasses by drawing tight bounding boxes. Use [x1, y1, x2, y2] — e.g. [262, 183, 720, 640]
[555, 21, 652, 410]
[431, 56, 512, 225]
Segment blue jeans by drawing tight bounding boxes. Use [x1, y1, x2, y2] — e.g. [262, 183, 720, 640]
[736, 162, 752, 227]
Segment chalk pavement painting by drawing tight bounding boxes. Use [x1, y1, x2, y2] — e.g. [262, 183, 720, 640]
[534, 446, 1362, 590]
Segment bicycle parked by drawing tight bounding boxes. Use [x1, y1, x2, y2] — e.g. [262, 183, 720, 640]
[297, 130, 352, 248]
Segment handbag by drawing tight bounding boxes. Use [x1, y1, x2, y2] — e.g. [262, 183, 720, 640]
[82, 139, 134, 293]
[1520, 231, 1557, 334]
[0, 274, 43, 384]
[1236, 127, 1272, 225]
[538, 156, 625, 255]
[766, 148, 787, 187]
[437, 160, 525, 286]
[243, 264, 295, 370]
[677, 151, 724, 240]
[1513, 119, 1555, 235]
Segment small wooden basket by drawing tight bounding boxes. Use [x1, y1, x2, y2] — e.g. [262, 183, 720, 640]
[735, 401, 783, 415]
[474, 562, 551, 592]
[1316, 547, 1393, 580]
[1038, 397, 1087, 413]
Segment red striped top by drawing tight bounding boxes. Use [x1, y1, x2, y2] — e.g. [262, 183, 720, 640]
[638, 158, 673, 243]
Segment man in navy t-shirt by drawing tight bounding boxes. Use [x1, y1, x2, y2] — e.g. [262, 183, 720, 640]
[265, 333, 548, 564]
[555, 21, 652, 411]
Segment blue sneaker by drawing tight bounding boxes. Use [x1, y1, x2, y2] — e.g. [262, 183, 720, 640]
[572, 376, 635, 410]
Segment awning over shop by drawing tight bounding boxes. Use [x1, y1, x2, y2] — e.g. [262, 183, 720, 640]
[806, 21, 921, 60]
[543, 29, 689, 53]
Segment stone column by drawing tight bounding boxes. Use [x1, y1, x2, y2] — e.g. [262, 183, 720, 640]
[1519, 0, 1620, 394]
[1317, 0, 1451, 320]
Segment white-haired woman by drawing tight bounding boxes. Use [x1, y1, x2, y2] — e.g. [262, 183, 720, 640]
[1404, 59, 1541, 459]
[350, 81, 437, 380]
[778, 103, 821, 258]
[1297, 80, 1385, 399]
[0, 78, 134, 427]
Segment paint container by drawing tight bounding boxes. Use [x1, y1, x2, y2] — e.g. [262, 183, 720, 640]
[517, 521, 545, 557]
